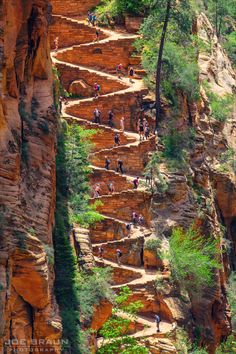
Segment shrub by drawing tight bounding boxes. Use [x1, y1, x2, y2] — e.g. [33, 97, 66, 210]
[161, 127, 195, 168]
[207, 91, 234, 122]
[217, 148, 236, 173]
[224, 31, 236, 66]
[144, 152, 169, 193]
[98, 286, 148, 354]
[215, 335, 236, 353]
[43, 244, 55, 266]
[96, 0, 150, 20]
[144, 238, 161, 254]
[78, 267, 114, 322]
[167, 226, 221, 294]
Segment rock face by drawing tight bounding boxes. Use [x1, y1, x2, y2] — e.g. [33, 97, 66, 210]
[0, 1, 61, 352]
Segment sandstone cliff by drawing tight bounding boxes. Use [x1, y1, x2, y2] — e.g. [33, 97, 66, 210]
[0, 1, 61, 352]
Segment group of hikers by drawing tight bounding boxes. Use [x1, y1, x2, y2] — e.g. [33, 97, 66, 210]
[92, 175, 140, 198]
[138, 117, 150, 141]
[92, 181, 115, 197]
[116, 63, 135, 82]
[93, 106, 151, 141]
[105, 157, 124, 174]
[87, 11, 97, 26]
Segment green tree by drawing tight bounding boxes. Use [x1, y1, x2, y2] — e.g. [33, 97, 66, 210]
[144, 152, 169, 193]
[206, 0, 236, 38]
[136, 0, 199, 117]
[167, 227, 221, 294]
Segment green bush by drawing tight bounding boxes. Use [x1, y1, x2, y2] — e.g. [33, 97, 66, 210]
[78, 267, 113, 322]
[144, 238, 161, 253]
[217, 148, 236, 173]
[167, 226, 221, 294]
[144, 152, 169, 192]
[224, 31, 236, 66]
[215, 335, 236, 353]
[161, 127, 195, 168]
[43, 244, 55, 266]
[96, 0, 151, 20]
[207, 91, 234, 122]
[98, 286, 147, 354]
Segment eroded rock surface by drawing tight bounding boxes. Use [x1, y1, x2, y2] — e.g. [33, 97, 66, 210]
[0, 1, 61, 352]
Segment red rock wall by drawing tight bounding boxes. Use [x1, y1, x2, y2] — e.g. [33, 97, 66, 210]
[56, 63, 126, 97]
[51, 0, 100, 17]
[66, 88, 148, 131]
[0, 1, 61, 352]
[56, 38, 136, 71]
[50, 16, 107, 49]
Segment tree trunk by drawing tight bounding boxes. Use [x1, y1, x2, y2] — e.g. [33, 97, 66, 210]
[155, 0, 171, 132]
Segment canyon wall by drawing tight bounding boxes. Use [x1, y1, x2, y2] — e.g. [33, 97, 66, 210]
[0, 1, 61, 352]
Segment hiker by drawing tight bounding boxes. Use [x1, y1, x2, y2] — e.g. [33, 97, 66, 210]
[117, 159, 124, 174]
[54, 36, 59, 51]
[155, 314, 161, 332]
[114, 133, 120, 146]
[138, 214, 144, 225]
[93, 184, 101, 198]
[126, 223, 132, 238]
[133, 176, 140, 189]
[87, 11, 91, 24]
[138, 119, 144, 141]
[108, 110, 114, 127]
[94, 83, 101, 98]
[108, 181, 115, 194]
[93, 184, 98, 198]
[105, 156, 111, 170]
[116, 248, 123, 265]
[120, 117, 125, 132]
[132, 211, 138, 226]
[144, 124, 150, 140]
[116, 63, 123, 79]
[92, 13, 96, 26]
[94, 29, 100, 42]
[93, 108, 101, 124]
[129, 66, 134, 83]
[98, 246, 104, 259]
[89, 12, 93, 25]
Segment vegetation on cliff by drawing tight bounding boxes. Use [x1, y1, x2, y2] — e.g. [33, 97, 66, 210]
[98, 286, 148, 354]
[167, 226, 221, 294]
[54, 123, 109, 352]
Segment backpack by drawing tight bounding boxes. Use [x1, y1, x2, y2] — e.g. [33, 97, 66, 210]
[117, 64, 122, 70]
[97, 84, 101, 91]
[155, 315, 161, 323]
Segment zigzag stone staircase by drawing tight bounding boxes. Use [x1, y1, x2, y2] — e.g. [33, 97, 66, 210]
[50, 2, 177, 352]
